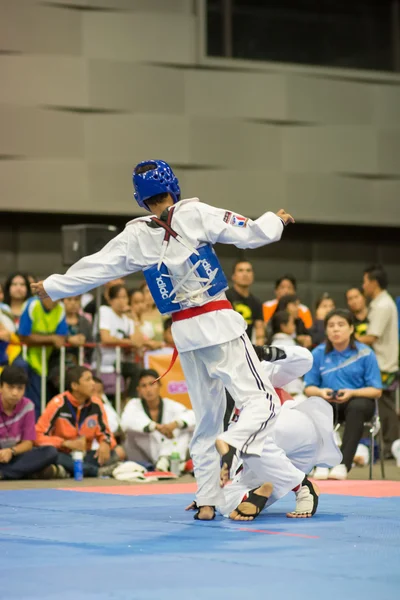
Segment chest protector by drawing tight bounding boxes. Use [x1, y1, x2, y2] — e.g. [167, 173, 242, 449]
[144, 243, 228, 315]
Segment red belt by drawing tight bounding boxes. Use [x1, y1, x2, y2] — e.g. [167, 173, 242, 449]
[153, 300, 233, 382]
[171, 299, 233, 323]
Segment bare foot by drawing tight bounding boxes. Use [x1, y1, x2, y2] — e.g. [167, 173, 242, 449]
[216, 439, 231, 488]
[286, 480, 320, 518]
[229, 482, 273, 521]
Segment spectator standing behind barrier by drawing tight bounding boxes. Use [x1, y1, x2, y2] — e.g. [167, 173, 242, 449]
[308, 293, 335, 347]
[0, 366, 59, 480]
[129, 288, 164, 351]
[35, 366, 120, 478]
[346, 287, 369, 336]
[263, 274, 313, 329]
[83, 278, 125, 318]
[121, 369, 195, 473]
[2, 273, 31, 327]
[226, 260, 265, 344]
[98, 284, 144, 398]
[139, 282, 164, 342]
[0, 304, 15, 369]
[64, 296, 93, 366]
[18, 297, 68, 419]
[357, 265, 399, 458]
[304, 309, 382, 480]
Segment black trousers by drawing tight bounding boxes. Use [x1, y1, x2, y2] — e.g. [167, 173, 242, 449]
[378, 389, 399, 456]
[0, 446, 58, 480]
[334, 397, 375, 471]
[56, 449, 119, 478]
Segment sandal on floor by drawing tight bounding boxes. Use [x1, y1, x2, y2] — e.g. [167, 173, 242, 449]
[233, 487, 270, 520]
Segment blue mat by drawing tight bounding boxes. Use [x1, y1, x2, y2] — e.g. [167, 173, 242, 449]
[0, 489, 399, 600]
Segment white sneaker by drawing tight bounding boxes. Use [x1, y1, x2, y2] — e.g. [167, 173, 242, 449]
[328, 464, 348, 480]
[312, 467, 329, 480]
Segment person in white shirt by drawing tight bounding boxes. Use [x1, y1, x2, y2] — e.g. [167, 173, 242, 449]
[91, 376, 126, 462]
[121, 369, 195, 472]
[98, 284, 143, 397]
[358, 264, 399, 457]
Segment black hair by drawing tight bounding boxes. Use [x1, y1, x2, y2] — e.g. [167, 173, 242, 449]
[66, 366, 92, 392]
[108, 284, 127, 301]
[271, 310, 291, 335]
[275, 274, 297, 290]
[0, 365, 28, 387]
[324, 308, 356, 353]
[315, 292, 334, 311]
[276, 294, 299, 312]
[138, 368, 160, 383]
[364, 264, 388, 290]
[231, 259, 253, 275]
[3, 272, 31, 306]
[345, 286, 364, 297]
[163, 317, 172, 331]
[129, 287, 143, 299]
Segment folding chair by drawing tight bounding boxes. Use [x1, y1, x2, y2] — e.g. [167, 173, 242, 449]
[364, 398, 385, 480]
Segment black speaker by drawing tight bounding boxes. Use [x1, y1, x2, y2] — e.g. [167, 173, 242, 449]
[61, 224, 118, 266]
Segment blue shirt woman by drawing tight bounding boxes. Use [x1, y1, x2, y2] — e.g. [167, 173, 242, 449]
[304, 309, 382, 479]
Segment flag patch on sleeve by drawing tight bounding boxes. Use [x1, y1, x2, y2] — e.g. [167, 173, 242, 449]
[224, 211, 248, 227]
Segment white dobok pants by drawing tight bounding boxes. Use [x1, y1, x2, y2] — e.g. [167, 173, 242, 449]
[217, 396, 342, 517]
[179, 334, 302, 507]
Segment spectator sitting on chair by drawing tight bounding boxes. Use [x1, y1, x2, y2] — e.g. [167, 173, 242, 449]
[35, 366, 120, 478]
[263, 274, 312, 330]
[357, 265, 399, 458]
[121, 369, 195, 473]
[18, 296, 68, 420]
[308, 293, 336, 347]
[304, 309, 382, 481]
[0, 366, 59, 481]
[346, 287, 369, 336]
[276, 294, 313, 349]
[226, 260, 265, 344]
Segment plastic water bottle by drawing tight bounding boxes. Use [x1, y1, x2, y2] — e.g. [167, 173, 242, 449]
[72, 451, 84, 481]
[169, 443, 181, 477]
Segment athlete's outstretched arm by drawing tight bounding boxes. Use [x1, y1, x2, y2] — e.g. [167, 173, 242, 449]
[32, 229, 140, 301]
[196, 204, 294, 249]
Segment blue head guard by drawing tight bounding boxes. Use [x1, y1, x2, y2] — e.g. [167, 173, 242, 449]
[133, 160, 181, 211]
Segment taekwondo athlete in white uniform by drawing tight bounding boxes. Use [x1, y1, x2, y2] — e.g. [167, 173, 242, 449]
[213, 345, 342, 520]
[32, 159, 295, 520]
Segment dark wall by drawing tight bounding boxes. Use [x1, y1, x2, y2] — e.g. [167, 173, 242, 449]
[1, 212, 399, 310]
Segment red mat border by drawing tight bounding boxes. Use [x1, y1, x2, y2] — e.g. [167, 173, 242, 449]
[61, 479, 400, 498]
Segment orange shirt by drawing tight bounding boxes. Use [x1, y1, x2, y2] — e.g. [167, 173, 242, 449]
[262, 299, 313, 329]
[35, 391, 116, 451]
